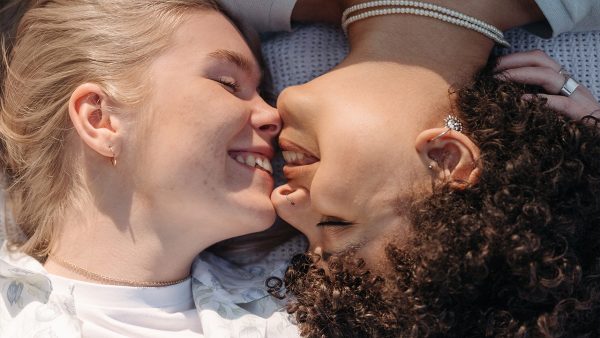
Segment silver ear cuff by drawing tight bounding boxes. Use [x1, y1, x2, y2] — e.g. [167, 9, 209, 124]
[429, 115, 463, 142]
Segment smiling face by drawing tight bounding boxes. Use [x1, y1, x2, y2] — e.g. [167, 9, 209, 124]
[128, 10, 281, 241]
[281, 70, 600, 338]
[271, 62, 456, 265]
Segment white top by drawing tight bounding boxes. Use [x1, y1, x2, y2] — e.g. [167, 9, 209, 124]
[216, 0, 297, 32]
[0, 242, 300, 338]
[48, 274, 201, 337]
[530, 0, 600, 37]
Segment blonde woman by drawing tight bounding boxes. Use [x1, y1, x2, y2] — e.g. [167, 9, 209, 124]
[0, 1, 298, 337]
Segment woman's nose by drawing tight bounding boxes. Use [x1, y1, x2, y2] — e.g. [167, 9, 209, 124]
[251, 96, 281, 138]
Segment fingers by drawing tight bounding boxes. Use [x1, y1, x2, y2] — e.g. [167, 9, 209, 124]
[496, 50, 600, 122]
[524, 94, 580, 119]
[497, 66, 565, 94]
[495, 49, 561, 72]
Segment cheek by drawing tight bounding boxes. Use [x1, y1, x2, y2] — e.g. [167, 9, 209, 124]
[156, 104, 247, 155]
[134, 113, 244, 192]
[310, 181, 348, 216]
[357, 240, 392, 271]
[310, 160, 364, 218]
[152, 78, 249, 140]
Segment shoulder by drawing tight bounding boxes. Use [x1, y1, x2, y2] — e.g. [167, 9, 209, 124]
[0, 244, 82, 337]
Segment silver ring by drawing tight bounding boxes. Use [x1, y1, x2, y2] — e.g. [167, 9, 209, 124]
[560, 77, 580, 97]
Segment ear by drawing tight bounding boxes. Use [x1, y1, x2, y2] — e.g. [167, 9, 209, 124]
[68, 83, 121, 161]
[415, 127, 481, 189]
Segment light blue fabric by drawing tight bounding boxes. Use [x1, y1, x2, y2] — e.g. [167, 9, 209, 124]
[0, 243, 299, 337]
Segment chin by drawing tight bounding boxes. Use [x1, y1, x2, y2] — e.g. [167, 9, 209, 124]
[237, 196, 277, 234]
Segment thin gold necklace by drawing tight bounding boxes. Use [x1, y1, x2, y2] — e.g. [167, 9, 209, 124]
[48, 254, 191, 287]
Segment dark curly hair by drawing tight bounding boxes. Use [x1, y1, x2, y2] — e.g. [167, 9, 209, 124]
[284, 65, 600, 337]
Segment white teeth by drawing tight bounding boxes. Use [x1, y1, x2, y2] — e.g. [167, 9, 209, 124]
[263, 160, 272, 173]
[245, 155, 255, 167]
[230, 153, 273, 174]
[282, 151, 307, 164]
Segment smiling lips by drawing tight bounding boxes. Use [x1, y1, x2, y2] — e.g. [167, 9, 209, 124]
[229, 151, 273, 174]
[228, 149, 317, 175]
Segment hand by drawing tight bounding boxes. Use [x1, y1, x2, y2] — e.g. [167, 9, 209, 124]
[495, 50, 600, 121]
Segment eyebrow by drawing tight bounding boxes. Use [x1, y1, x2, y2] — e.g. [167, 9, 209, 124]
[208, 49, 254, 73]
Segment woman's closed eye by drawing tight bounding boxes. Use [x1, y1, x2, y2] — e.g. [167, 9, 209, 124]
[215, 76, 240, 93]
[317, 216, 354, 227]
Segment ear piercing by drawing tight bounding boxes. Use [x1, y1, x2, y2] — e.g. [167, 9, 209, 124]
[285, 194, 296, 206]
[427, 115, 463, 171]
[108, 145, 117, 167]
[429, 115, 463, 142]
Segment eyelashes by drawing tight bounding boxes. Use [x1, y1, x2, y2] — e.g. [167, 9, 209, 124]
[215, 76, 240, 92]
[317, 216, 354, 227]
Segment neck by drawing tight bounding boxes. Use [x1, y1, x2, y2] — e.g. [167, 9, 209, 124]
[341, 0, 544, 31]
[44, 188, 212, 285]
[341, 0, 543, 84]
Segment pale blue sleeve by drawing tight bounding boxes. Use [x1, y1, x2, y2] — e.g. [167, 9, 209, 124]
[527, 0, 600, 38]
[216, 0, 298, 33]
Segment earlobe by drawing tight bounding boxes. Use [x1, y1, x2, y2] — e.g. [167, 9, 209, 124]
[68, 83, 121, 161]
[415, 127, 481, 189]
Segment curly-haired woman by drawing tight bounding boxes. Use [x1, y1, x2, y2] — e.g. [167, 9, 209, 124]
[262, 0, 600, 336]
[283, 58, 600, 336]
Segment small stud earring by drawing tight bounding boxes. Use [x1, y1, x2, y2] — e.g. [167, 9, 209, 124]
[429, 115, 463, 142]
[108, 145, 117, 167]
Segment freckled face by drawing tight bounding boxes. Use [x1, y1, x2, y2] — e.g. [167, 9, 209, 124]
[131, 10, 281, 241]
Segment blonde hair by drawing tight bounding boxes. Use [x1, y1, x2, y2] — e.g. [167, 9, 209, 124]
[0, 0, 218, 259]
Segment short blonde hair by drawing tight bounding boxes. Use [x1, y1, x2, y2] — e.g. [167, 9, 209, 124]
[0, 0, 218, 259]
